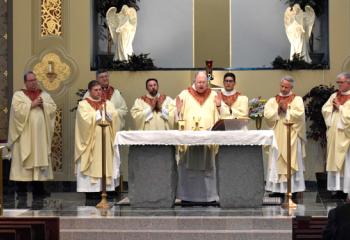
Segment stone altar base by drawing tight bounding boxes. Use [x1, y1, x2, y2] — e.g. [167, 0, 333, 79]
[128, 146, 177, 208]
[217, 146, 265, 208]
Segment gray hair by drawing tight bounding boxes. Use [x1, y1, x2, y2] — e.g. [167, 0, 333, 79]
[96, 69, 109, 78]
[193, 71, 207, 83]
[337, 72, 350, 82]
[280, 75, 294, 87]
[23, 71, 35, 82]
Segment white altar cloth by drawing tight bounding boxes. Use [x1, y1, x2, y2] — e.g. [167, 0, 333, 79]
[113, 130, 279, 186]
[114, 130, 277, 147]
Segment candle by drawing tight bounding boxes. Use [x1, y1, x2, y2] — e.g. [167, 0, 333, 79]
[48, 61, 53, 73]
[101, 103, 106, 122]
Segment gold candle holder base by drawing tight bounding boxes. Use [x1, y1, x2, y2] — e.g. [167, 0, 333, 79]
[282, 193, 297, 209]
[96, 192, 111, 209]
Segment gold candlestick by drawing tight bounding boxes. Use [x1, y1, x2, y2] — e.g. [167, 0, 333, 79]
[178, 120, 186, 131]
[282, 121, 297, 210]
[192, 116, 202, 131]
[178, 120, 186, 153]
[96, 118, 111, 209]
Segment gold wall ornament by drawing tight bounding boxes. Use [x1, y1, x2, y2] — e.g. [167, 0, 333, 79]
[33, 52, 71, 91]
[41, 0, 62, 37]
[52, 108, 63, 172]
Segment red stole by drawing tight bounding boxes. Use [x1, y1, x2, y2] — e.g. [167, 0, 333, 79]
[336, 91, 350, 105]
[141, 94, 166, 112]
[85, 98, 104, 111]
[22, 89, 42, 101]
[220, 91, 240, 107]
[101, 86, 114, 101]
[275, 93, 296, 105]
[187, 87, 211, 105]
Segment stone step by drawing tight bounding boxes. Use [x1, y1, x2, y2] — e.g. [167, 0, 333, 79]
[60, 216, 292, 231]
[60, 229, 292, 240]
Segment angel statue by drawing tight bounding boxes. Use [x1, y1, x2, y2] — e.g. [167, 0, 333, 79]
[106, 5, 137, 61]
[284, 4, 315, 63]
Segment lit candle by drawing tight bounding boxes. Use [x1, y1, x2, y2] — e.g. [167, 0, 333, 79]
[101, 103, 106, 122]
[48, 61, 53, 73]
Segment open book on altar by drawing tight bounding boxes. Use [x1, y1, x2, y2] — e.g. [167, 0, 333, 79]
[211, 118, 249, 131]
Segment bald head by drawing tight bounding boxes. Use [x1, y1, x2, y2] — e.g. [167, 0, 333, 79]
[194, 71, 208, 93]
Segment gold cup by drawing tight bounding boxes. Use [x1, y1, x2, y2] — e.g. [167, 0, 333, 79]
[178, 120, 186, 131]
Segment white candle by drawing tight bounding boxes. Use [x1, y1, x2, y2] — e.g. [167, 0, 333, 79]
[101, 103, 106, 122]
[48, 62, 53, 73]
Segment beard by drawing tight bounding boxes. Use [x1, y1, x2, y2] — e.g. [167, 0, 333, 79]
[148, 89, 158, 96]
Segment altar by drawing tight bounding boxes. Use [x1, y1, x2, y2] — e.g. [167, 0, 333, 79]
[114, 130, 277, 208]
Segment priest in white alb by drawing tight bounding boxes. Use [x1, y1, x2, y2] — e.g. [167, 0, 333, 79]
[322, 72, 350, 196]
[8, 71, 56, 197]
[175, 71, 219, 203]
[75, 80, 121, 194]
[131, 78, 175, 130]
[264, 76, 306, 196]
[215, 72, 248, 121]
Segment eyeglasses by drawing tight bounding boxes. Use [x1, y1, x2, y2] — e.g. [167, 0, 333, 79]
[224, 80, 234, 83]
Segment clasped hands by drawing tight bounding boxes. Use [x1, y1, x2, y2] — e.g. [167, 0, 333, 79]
[332, 98, 340, 111]
[151, 98, 162, 112]
[97, 105, 112, 122]
[31, 97, 43, 108]
[278, 102, 288, 114]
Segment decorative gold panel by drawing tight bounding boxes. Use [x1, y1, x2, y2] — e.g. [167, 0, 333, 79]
[0, 0, 8, 141]
[41, 0, 62, 37]
[33, 52, 71, 91]
[52, 108, 63, 172]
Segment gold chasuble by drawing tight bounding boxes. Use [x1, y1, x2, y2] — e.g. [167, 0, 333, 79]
[84, 87, 127, 130]
[322, 91, 350, 173]
[130, 93, 176, 130]
[264, 94, 306, 182]
[218, 90, 249, 119]
[74, 98, 120, 192]
[177, 87, 219, 170]
[8, 90, 57, 181]
[176, 86, 219, 202]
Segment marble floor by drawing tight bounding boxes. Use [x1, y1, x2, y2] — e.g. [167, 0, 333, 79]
[1, 190, 344, 218]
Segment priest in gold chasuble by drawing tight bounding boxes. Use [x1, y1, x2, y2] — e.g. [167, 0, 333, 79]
[215, 72, 249, 121]
[264, 76, 306, 194]
[75, 80, 121, 192]
[8, 71, 57, 182]
[322, 72, 350, 195]
[131, 78, 175, 130]
[176, 71, 219, 202]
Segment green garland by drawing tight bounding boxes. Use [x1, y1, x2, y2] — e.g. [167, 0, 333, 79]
[272, 54, 327, 70]
[282, 0, 324, 16]
[303, 84, 335, 148]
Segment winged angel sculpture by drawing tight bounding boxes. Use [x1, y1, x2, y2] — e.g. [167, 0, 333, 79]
[284, 4, 315, 63]
[106, 5, 137, 61]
